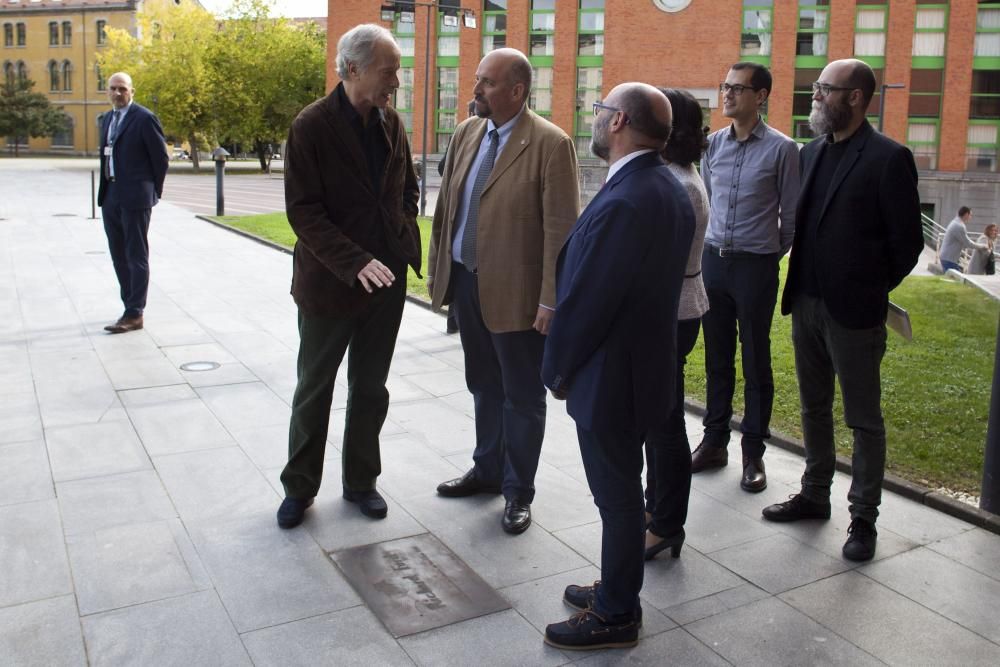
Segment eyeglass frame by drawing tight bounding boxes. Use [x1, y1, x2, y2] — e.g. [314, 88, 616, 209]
[811, 82, 857, 97]
[592, 101, 631, 124]
[719, 83, 761, 96]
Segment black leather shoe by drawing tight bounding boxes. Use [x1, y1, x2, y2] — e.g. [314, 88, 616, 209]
[502, 499, 531, 534]
[277, 496, 314, 529]
[762, 493, 831, 522]
[740, 456, 767, 492]
[105, 314, 144, 334]
[343, 488, 388, 519]
[563, 580, 600, 611]
[436, 469, 501, 497]
[644, 528, 685, 560]
[843, 517, 877, 561]
[690, 441, 728, 473]
[544, 609, 639, 651]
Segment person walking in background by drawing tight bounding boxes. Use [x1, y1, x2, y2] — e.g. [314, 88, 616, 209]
[97, 71, 168, 334]
[967, 223, 997, 275]
[693, 62, 799, 493]
[277, 24, 421, 529]
[642, 88, 710, 561]
[762, 59, 924, 562]
[428, 48, 579, 535]
[941, 207, 988, 274]
[542, 83, 694, 650]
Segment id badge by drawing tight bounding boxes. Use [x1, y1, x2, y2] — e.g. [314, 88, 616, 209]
[104, 146, 113, 156]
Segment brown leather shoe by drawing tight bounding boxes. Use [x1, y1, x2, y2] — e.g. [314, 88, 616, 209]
[740, 456, 767, 492]
[106, 315, 144, 334]
[690, 441, 729, 473]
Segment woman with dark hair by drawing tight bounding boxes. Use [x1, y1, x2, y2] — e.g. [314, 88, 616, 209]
[643, 88, 711, 560]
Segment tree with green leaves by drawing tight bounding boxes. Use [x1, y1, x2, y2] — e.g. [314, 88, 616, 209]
[0, 79, 68, 157]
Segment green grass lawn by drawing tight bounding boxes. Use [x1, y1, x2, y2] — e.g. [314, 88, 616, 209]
[208, 211, 997, 494]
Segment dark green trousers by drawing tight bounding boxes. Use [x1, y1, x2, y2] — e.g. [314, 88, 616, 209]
[280, 276, 405, 499]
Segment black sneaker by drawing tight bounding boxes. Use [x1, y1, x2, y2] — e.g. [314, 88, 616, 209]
[544, 609, 639, 651]
[762, 494, 831, 522]
[843, 517, 877, 561]
[276, 496, 314, 529]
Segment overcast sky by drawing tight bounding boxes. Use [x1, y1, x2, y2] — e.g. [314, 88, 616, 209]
[199, 0, 328, 18]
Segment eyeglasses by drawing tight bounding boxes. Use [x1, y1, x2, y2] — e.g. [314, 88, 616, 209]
[592, 101, 621, 116]
[811, 82, 856, 97]
[108, 86, 130, 92]
[719, 83, 759, 96]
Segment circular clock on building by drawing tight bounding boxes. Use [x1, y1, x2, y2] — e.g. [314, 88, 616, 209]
[653, 0, 693, 12]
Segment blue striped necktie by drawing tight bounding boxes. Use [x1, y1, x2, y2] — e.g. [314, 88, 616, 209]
[461, 129, 500, 272]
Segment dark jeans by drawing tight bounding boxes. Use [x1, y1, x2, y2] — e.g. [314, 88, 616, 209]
[452, 263, 546, 503]
[644, 317, 700, 537]
[700, 249, 779, 458]
[577, 424, 644, 624]
[101, 183, 151, 318]
[791, 295, 887, 523]
[281, 269, 405, 499]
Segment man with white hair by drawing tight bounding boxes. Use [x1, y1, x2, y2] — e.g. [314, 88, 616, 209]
[277, 24, 421, 529]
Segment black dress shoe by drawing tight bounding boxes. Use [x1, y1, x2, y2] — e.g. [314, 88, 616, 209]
[343, 488, 388, 519]
[105, 314, 144, 334]
[277, 496, 314, 529]
[740, 456, 767, 493]
[563, 580, 600, 611]
[762, 493, 832, 522]
[644, 528, 685, 560]
[843, 517, 877, 561]
[436, 469, 501, 497]
[690, 441, 729, 473]
[544, 609, 639, 651]
[502, 499, 531, 534]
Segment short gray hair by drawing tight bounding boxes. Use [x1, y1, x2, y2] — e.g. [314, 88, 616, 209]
[336, 24, 397, 80]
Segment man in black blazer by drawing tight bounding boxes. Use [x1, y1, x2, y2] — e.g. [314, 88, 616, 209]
[541, 83, 694, 650]
[98, 71, 168, 334]
[762, 59, 924, 562]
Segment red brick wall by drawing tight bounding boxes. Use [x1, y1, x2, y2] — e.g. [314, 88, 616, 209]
[883, 1, 915, 144]
[940, 1, 976, 172]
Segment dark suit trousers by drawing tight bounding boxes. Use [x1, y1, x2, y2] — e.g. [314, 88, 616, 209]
[700, 249, 779, 457]
[281, 270, 405, 499]
[101, 182, 151, 317]
[791, 295, 887, 524]
[644, 317, 700, 536]
[577, 424, 644, 623]
[451, 263, 546, 503]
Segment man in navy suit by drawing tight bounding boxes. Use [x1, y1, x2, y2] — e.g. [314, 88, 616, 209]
[541, 83, 695, 650]
[97, 71, 168, 334]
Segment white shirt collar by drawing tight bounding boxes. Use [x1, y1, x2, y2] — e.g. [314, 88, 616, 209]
[606, 148, 655, 183]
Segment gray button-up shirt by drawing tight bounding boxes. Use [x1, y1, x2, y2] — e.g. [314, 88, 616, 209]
[702, 117, 800, 256]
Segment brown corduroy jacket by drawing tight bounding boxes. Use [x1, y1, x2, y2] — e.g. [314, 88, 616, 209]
[284, 86, 421, 317]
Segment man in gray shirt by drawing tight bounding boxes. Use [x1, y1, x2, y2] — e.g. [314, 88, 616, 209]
[939, 206, 986, 273]
[693, 62, 799, 493]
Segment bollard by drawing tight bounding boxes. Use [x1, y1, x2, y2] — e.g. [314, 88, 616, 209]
[211, 147, 230, 216]
[982, 312, 1000, 514]
[90, 170, 97, 219]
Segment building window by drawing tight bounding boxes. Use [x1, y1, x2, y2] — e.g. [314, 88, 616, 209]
[2, 61, 12, 87]
[48, 60, 59, 91]
[575, 67, 602, 154]
[393, 18, 414, 58]
[49, 22, 59, 47]
[791, 67, 823, 143]
[3, 24, 12, 48]
[16, 22, 25, 47]
[438, 15, 460, 57]
[96, 20, 108, 46]
[95, 64, 106, 91]
[912, 5, 947, 66]
[975, 3, 1000, 64]
[530, 0, 555, 57]
[909, 68, 942, 119]
[436, 66, 459, 152]
[578, 0, 604, 57]
[854, 4, 888, 63]
[16, 60, 26, 84]
[51, 114, 73, 148]
[741, 1, 773, 60]
[968, 123, 998, 172]
[62, 21, 72, 46]
[531, 66, 552, 116]
[482, 1, 507, 55]
[907, 122, 938, 169]
[394, 67, 414, 133]
[62, 60, 72, 91]
[796, 2, 828, 62]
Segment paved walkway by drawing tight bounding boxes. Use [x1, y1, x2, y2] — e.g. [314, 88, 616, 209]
[3, 159, 1000, 666]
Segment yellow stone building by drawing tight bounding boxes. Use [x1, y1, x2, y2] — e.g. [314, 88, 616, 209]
[1, 0, 191, 156]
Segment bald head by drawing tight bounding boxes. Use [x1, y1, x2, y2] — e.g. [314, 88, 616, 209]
[607, 82, 673, 149]
[473, 48, 532, 126]
[107, 72, 134, 110]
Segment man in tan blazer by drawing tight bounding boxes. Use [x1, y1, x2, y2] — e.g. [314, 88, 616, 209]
[428, 48, 579, 534]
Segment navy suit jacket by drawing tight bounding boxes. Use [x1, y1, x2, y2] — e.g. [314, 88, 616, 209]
[781, 121, 923, 329]
[97, 102, 168, 210]
[542, 151, 695, 433]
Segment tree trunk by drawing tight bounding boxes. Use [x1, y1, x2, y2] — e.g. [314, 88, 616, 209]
[254, 139, 267, 172]
[189, 133, 201, 172]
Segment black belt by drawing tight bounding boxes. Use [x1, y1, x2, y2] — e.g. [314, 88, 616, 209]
[705, 244, 764, 258]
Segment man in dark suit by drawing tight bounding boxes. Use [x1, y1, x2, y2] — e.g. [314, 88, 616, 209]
[97, 71, 168, 334]
[541, 83, 694, 650]
[276, 24, 421, 528]
[762, 59, 924, 562]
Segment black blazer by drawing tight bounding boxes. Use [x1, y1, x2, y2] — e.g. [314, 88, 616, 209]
[781, 121, 924, 329]
[97, 103, 168, 210]
[542, 152, 695, 433]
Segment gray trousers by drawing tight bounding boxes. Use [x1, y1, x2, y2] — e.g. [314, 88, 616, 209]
[791, 295, 887, 523]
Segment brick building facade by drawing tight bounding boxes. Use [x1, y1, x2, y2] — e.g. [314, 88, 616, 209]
[327, 0, 1000, 223]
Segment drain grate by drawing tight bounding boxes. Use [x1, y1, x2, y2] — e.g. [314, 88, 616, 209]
[53, 213, 78, 217]
[180, 361, 221, 372]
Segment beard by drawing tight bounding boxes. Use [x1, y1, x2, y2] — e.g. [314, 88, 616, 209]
[590, 114, 611, 161]
[474, 97, 491, 118]
[809, 98, 851, 136]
